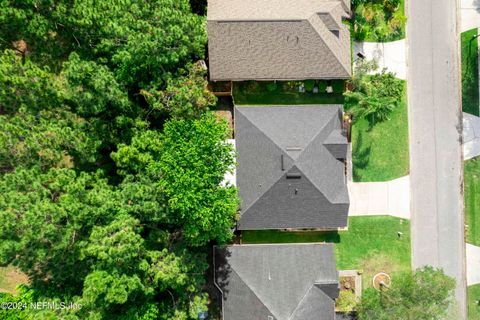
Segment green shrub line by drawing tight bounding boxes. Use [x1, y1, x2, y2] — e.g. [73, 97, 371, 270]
[232, 80, 345, 105]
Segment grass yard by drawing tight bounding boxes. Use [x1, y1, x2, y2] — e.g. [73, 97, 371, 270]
[469, 284, 480, 320]
[335, 216, 410, 290]
[0, 266, 28, 294]
[461, 28, 480, 116]
[351, 93, 409, 182]
[232, 81, 344, 105]
[242, 216, 411, 291]
[465, 157, 480, 246]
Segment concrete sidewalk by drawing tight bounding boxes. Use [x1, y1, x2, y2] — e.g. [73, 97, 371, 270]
[464, 112, 480, 160]
[353, 40, 406, 80]
[348, 176, 410, 220]
[461, 0, 480, 32]
[467, 243, 480, 285]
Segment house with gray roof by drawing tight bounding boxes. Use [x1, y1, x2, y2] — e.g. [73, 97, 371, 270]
[214, 243, 340, 320]
[207, 0, 352, 81]
[235, 105, 349, 230]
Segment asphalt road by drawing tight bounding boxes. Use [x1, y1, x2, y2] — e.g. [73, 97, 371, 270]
[406, 0, 467, 317]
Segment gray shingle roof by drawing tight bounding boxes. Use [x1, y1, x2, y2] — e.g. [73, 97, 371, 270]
[207, 0, 351, 81]
[214, 244, 339, 320]
[235, 105, 349, 230]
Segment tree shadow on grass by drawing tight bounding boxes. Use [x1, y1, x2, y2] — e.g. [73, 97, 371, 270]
[352, 130, 372, 182]
[241, 230, 340, 244]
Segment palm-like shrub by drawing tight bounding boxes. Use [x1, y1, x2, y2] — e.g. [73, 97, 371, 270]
[345, 59, 404, 125]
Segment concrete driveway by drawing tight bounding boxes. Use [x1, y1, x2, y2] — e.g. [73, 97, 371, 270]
[353, 40, 407, 79]
[348, 176, 410, 220]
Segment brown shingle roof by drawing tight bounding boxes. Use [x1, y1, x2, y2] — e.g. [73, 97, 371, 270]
[208, 0, 347, 21]
[207, 0, 351, 81]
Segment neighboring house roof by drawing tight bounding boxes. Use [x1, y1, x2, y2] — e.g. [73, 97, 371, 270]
[235, 105, 349, 230]
[207, 0, 352, 81]
[214, 243, 339, 320]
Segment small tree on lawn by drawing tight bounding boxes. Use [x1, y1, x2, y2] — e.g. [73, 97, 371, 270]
[356, 266, 456, 320]
[344, 58, 404, 125]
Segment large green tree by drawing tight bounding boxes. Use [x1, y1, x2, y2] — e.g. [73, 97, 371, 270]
[113, 113, 238, 247]
[0, 167, 214, 319]
[0, 115, 238, 318]
[356, 267, 456, 320]
[0, 0, 207, 88]
[142, 61, 217, 119]
[0, 50, 100, 172]
[0, 1, 239, 319]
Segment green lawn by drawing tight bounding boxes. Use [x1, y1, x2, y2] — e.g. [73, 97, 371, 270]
[469, 284, 480, 320]
[461, 28, 480, 116]
[232, 81, 344, 105]
[351, 92, 409, 182]
[242, 216, 411, 290]
[465, 157, 480, 246]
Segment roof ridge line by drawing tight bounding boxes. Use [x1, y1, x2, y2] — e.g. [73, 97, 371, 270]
[236, 108, 295, 215]
[296, 107, 337, 158]
[288, 284, 315, 320]
[295, 118, 348, 204]
[307, 12, 351, 76]
[240, 167, 289, 216]
[229, 268, 281, 319]
[297, 154, 348, 205]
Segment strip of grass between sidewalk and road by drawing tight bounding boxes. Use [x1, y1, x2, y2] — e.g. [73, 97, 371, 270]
[468, 284, 480, 320]
[461, 28, 480, 116]
[465, 157, 480, 247]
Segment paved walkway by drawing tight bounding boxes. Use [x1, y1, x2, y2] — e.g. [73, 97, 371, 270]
[464, 112, 480, 160]
[347, 176, 410, 220]
[461, 0, 480, 32]
[353, 40, 406, 80]
[346, 145, 410, 219]
[467, 243, 480, 286]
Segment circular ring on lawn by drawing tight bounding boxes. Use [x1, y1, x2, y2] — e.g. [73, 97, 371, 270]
[373, 272, 391, 291]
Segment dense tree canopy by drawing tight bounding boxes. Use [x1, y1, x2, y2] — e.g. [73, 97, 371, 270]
[353, 0, 406, 42]
[0, 0, 207, 86]
[0, 1, 238, 319]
